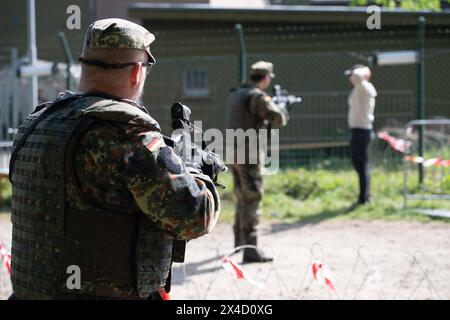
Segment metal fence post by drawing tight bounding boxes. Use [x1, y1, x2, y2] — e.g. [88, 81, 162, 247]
[10, 48, 19, 138]
[235, 23, 247, 85]
[417, 16, 426, 186]
[27, 0, 38, 114]
[58, 32, 74, 91]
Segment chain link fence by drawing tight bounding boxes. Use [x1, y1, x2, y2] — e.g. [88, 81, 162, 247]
[141, 20, 450, 170]
[402, 120, 450, 210]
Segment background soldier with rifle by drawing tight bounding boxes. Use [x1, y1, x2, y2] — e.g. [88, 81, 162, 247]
[226, 61, 300, 263]
[8, 18, 221, 300]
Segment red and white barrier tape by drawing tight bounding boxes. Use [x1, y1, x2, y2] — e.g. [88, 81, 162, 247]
[0, 242, 11, 275]
[404, 156, 450, 167]
[158, 289, 171, 300]
[312, 261, 336, 291]
[377, 131, 411, 154]
[222, 256, 263, 288]
[377, 132, 450, 167]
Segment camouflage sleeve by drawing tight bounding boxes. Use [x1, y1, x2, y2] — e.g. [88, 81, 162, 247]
[74, 122, 219, 241]
[249, 92, 288, 128]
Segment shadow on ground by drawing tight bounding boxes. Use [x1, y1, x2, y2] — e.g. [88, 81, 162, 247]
[171, 255, 223, 285]
[266, 203, 357, 235]
[173, 204, 359, 285]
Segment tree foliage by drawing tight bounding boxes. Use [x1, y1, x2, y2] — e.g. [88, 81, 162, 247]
[351, 0, 446, 11]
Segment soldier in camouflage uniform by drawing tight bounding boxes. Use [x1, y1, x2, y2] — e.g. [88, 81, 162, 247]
[8, 18, 220, 300]
[226, 61, 288, 263]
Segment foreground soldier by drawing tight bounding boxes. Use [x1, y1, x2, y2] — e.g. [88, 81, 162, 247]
[8, 18, 219, 299]
[226, 61, 288, 263]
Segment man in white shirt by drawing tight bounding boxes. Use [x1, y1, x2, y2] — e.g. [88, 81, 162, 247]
[345, 64, 377, 205]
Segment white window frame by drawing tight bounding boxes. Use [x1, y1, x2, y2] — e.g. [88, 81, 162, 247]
[182, 68, 210, 98]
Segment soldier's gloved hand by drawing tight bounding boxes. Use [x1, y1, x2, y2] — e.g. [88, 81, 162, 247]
[190, 171, 221, 214]
[201, 160, 221, 183]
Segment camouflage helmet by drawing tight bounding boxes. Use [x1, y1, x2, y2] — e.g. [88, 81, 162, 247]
[250, 61, 275, 78]
[83, 18, 156, 65]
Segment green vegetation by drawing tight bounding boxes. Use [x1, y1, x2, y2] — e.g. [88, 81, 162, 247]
[351, 0, 448, 11]
[0, 178, 12, 210]
[218, 166, 450, 224]
[1, 165, 449, 224]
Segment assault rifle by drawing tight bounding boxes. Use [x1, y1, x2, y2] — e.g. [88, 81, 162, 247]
[163, 102, 227, 270]
[272, 84, 302, 112]
[164, 102, 227, 187]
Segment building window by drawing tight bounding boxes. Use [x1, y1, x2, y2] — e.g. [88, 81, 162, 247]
[182, 68, 210, 98]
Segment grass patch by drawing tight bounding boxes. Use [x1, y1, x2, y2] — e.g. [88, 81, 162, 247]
[2, 167, 449, 224]
[0, 178, 12, 210]
[217, 166, 450, 224]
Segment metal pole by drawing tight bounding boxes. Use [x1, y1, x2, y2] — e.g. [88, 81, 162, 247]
[417, 16, 426, 186]
[27, 0, 38, 114]
[88, 0, 97, 23]
[234, 24, 247, 85]
[58, 32, 74, 91]
[10, 48, 19, 138]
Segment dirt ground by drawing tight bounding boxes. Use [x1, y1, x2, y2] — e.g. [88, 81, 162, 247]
[1, 212, 449, 300]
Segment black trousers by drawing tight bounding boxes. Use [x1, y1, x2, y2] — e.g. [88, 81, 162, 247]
[350, 129, 372, 203]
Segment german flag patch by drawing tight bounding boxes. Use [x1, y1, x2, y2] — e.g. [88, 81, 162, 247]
[264, 96, 272, 102]
[139, 132, 164, 152]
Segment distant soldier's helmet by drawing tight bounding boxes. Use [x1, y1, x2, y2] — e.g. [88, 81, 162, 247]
[82, 18, 156, 65]
[250, 61, 275, 78]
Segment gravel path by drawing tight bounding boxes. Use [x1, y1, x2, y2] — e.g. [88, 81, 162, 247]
[1, 213, 449, 300]
[170, 219, 450, 300]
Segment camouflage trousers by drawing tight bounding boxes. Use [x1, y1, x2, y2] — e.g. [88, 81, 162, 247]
[230, 164, 263, 247]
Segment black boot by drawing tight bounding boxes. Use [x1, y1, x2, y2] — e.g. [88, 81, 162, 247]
[234, 227, 243, 249]
[242, 235, 273, 263]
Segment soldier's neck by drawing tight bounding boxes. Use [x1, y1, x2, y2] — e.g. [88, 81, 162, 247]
[248, 81, 266, 91]
[255, 83, 267, 91]
[78, 82, 134, 101]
